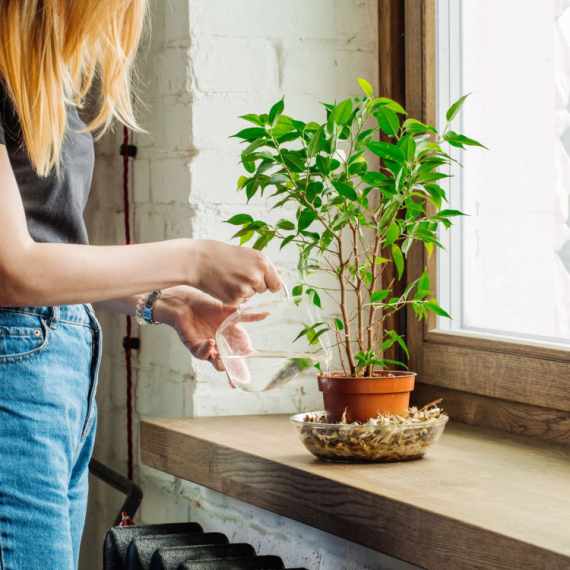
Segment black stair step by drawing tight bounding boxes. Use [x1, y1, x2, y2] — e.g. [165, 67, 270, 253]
[150, 544, 256, 570]
[104, 523, 203, 570]
[176, 556, 285, 570]
[127, 533, 229, 570]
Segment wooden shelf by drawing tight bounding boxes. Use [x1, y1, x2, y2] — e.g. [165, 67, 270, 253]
[140, 415, 570, 570]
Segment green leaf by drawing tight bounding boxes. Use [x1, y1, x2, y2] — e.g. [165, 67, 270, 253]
[332, 181, 357, 201]
[357, 78, 373, 97]
[276, 133, 300, 145]
[307, 125, 325, 158]
[269, 97, 285, 127]
[252, 234, 273, 250]
[298, 209, 317, 231]
[306, 288, 322, 309]
[444, 131, 488, 149]
[379, 203, 397, 229]
[237, 175, 249, 190]
[380, 359, 409, 370]
[290, 357, 314, 371]
[301, 230, 320, 241]
[238, 114, 264, 126]
[292, 119, 306, 132]
[418, 172, 449, 183]
[225, 214, 253, 225]
[292, 285, 303, 297]
[423, 183, 446, 208]
[280, 235, 295, 250]
[333, 99, 353, 125]
[385, 222, 400, 246]
[403, 119, 437, 134]
[306, 182, 324, 203]
[276, 219, 295, 231]
[366, 141, 405, 163]
[373, 97, 407, 115]
[239, 231, 254, 245]
[398, 135, 417, 162]
[370, 289, 390, 303]
[418, 267, 430, 289]
[446, 93, 471, 122]
[315, 155, 330, 175]
[426, 298, 451, 319]
[333, 317, 344, 331]
[243, 159, 255, 173]
[246, 180, 259, 200]
[268, 174, 289, 185]
[361, 171, 388, 186]
[232, 127, 267, 140]
[308, 327, 330, 345]
[392, 244, 404, 279]
[293, 322, 326, 343]
[376, 106, 400, 137]
[271, 115, 295, 137]
[283, 153, 306, 172]
[437, 209, 465, 217]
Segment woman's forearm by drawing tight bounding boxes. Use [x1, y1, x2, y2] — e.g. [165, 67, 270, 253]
[95, 286, 195, 328]
[1, 238, 203, 307]
[0, 129, 281, 310]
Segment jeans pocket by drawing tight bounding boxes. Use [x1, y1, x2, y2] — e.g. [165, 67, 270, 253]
[0, 316, 51, 364]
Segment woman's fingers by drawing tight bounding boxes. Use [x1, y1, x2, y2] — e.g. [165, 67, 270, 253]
[264, 261, 282, 293]
[193, 339, 216, 360]
[211, 353, 226, 372]
[193, 340, 230, 374]
[239, 311, 271, 323]
[253, 280, 268, 294]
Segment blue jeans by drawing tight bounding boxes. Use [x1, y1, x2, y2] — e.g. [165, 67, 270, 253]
[0, 305, 102, 570]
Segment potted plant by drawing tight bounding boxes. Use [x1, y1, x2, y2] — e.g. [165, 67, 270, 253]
[227, 79, 484, 423]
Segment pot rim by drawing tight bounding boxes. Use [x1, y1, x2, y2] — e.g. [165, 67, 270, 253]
[318, 371, 416, 395]
[290, 411, 449, 428]
[317, 370, 417, 380]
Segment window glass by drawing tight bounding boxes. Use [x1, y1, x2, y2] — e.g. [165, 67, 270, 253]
[437, 0, 570, 344]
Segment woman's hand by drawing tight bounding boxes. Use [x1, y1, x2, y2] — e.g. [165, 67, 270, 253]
[154, 285, 235, 372]
[193, 241, 282, 305]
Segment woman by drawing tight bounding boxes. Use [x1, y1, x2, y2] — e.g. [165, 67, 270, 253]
[0, 1, 281, 568]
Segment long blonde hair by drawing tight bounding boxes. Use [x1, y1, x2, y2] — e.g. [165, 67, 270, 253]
[0, 0, 148, 177]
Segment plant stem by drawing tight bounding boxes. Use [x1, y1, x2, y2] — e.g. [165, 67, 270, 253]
[337, 233, 356, 374]
[351, 225, 365, 353]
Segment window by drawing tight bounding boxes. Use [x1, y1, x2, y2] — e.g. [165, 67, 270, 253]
[437, 0, 570, 346]
[404, 0, 570, 434]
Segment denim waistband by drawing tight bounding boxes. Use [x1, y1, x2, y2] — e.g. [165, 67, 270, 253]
[0, 305, 98, 328]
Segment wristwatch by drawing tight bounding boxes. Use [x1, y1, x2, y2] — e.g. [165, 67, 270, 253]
[135, 290, 162, 326]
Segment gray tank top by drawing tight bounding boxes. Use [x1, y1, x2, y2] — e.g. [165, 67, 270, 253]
[0, 83, 95, 244]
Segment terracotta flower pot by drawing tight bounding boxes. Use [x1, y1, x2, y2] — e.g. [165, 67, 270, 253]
[318, 370, 416, 424]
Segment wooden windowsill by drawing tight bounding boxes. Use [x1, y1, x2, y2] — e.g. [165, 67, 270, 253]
[140, 415, 570, 570]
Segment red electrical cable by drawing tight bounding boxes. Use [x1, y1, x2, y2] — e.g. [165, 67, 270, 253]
[122, 125, 134, 481]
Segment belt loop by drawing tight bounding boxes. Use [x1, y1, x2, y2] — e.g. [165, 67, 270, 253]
[50, 306, 60, 329]
[84, 304, 100, 332]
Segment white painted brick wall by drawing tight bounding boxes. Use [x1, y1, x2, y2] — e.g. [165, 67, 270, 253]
[80, 1, 416, 569]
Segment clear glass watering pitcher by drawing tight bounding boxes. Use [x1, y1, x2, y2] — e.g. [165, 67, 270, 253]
[216, 285, 332, 392]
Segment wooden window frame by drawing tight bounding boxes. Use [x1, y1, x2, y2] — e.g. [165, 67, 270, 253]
[379, 0, 570, 444]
